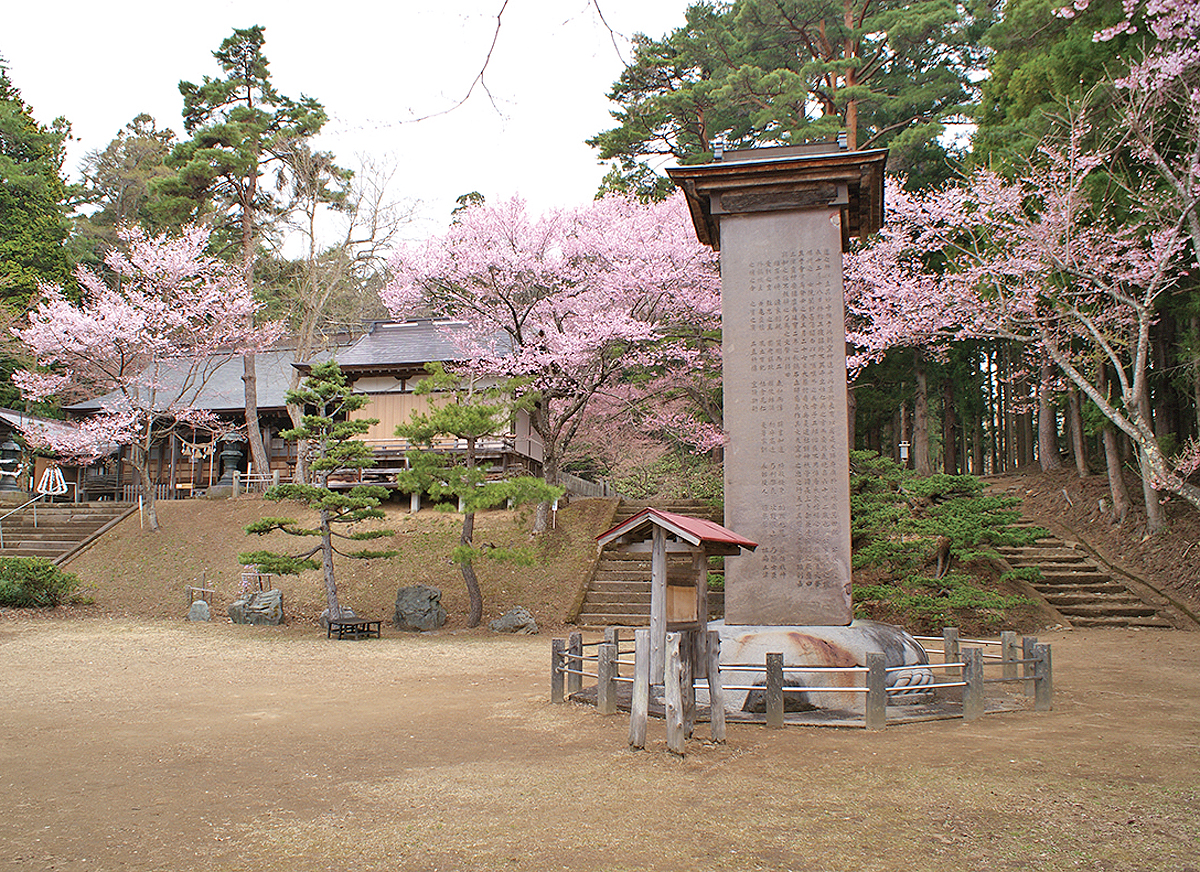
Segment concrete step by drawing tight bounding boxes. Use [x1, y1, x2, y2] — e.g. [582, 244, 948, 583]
[587, 580, 651, 593]
[583, 591, 652, 605]
[575, 613, 651, 627]
[577, 601, 653, 616]
[1056, 602, 1162, 618]
[1042, 592, 1145, 607]
[1069, 613, 1174, 628]
[999, 549, 1088, 563]
[1033, 582, 1131, 596]
[996, 515, 1179, 630]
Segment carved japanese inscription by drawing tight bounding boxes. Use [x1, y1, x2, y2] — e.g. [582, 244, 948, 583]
[722, 208, 853, 626]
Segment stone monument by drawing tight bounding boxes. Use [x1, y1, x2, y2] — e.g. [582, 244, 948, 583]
[668, 141, 931, 714]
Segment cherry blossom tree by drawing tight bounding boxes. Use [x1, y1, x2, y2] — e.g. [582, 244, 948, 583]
[860, 134, 1195, 530]
[382, 192, 719, 529]
[845, 177, 972, 474]
[14, 225, 281, 531]
[1060, 0, 1200, 456]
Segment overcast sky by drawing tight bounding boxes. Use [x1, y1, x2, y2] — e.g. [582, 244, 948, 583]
[4, 0, 691, 241]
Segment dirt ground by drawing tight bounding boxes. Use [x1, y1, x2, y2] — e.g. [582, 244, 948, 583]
[1, 617, 1197, 872]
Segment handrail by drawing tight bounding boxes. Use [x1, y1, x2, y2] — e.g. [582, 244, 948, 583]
[0, 493, 48, 550]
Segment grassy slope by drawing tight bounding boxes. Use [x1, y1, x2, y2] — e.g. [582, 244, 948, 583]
[64, 495, 619, 631]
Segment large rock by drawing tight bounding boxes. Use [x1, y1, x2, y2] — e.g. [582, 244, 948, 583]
[229, 589, 284, 625]
[394, 585, 446, 632]
[489, 606, 538, 634]
[186, 600, 211, 622]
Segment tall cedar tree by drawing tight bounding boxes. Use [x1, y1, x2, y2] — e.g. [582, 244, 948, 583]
[241, 362, 396, 620]
[152, 26, 328, 477]
[73, 114, 176, 268]
[395, 365, 561, 627]
[589, 0, 991, 196]
[0, 60, 72, 407]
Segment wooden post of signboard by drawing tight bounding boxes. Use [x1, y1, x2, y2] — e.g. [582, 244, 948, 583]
[649, 526, 666, 685]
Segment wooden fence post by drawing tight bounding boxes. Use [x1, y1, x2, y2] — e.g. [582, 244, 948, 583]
[1001, 631, 1017, 682]
[1022, 636, 1038, 698]
[942, 627, 960, 670]
[681, 630, 696, 740]
[1033, 643, 1053, 712]
[567, 632, 583, 697]
[865, 651, 887, 731]
[765, 653, 784, 729]
[706, 630, 725, 744]
[551, 638, 565, 704]
[962, 647, 985, 721]
[629, 628, 650, 750]
[597, 642, 617, 716]
[665, 632, 686, 756]
[938, 627, 961, 701]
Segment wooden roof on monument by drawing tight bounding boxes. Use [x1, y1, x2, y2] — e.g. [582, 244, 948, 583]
[666, 144, 888, 252]
[597, 508, 758, 556]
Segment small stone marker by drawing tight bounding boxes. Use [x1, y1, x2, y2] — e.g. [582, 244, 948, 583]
[186, 600, 211, 622]
[228, 589, 284, 625]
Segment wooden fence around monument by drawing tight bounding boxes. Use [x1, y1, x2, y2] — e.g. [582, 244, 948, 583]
[551, 627, 1054, 756]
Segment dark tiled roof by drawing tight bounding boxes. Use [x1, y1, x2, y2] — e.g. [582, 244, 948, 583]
[68, 348, 333, 414]
[332, 319, 477, 371]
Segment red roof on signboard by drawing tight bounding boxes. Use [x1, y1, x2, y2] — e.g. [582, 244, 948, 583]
[596, 508, 758, 551]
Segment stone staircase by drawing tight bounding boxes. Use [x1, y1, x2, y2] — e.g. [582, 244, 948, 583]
[573, 499, 725, 627]
[0, 502, 135, 564]
[997, 524, 1178, 629]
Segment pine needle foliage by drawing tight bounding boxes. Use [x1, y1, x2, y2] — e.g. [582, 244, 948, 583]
[240, 361, 396, 618]
[849, 450, 1045, 630]
[395, 364, 561, 627]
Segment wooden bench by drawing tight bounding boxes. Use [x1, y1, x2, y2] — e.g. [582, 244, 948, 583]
[327, 617, 381, 640]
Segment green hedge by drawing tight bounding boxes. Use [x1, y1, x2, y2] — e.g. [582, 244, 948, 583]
[0, 557, 82, 607]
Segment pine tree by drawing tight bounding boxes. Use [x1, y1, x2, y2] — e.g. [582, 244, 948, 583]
[241, 362, 397, 620]
[395, 364, 560, 628]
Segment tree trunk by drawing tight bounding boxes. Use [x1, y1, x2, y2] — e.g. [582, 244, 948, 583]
[240, 143, 270, 480]
[1097, 365, 1132, 523]
[532, 407, 557, 534]
[1192, 315, 1200, 434]
[285, 400, 309, 485]
[1038, 355, 1063, 471]
[942, 377, 958, 474]
[913, 349, 932, 476]
[244, 353, 270, 476]
[1067, 385, 1089, 478]
[130, 452, 159, 532]
[1016, 361, 1034, 468]
[847, 376, 858, 452]
[460, 510, 483, 628]
[1136, 384, 1166, 534]
[459, 434, 484, 626]
[319, 504, 341, 619]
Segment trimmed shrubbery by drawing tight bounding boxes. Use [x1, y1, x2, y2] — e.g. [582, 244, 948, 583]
[849, 450, 1047, 632]
[0, 557, 83, 607]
